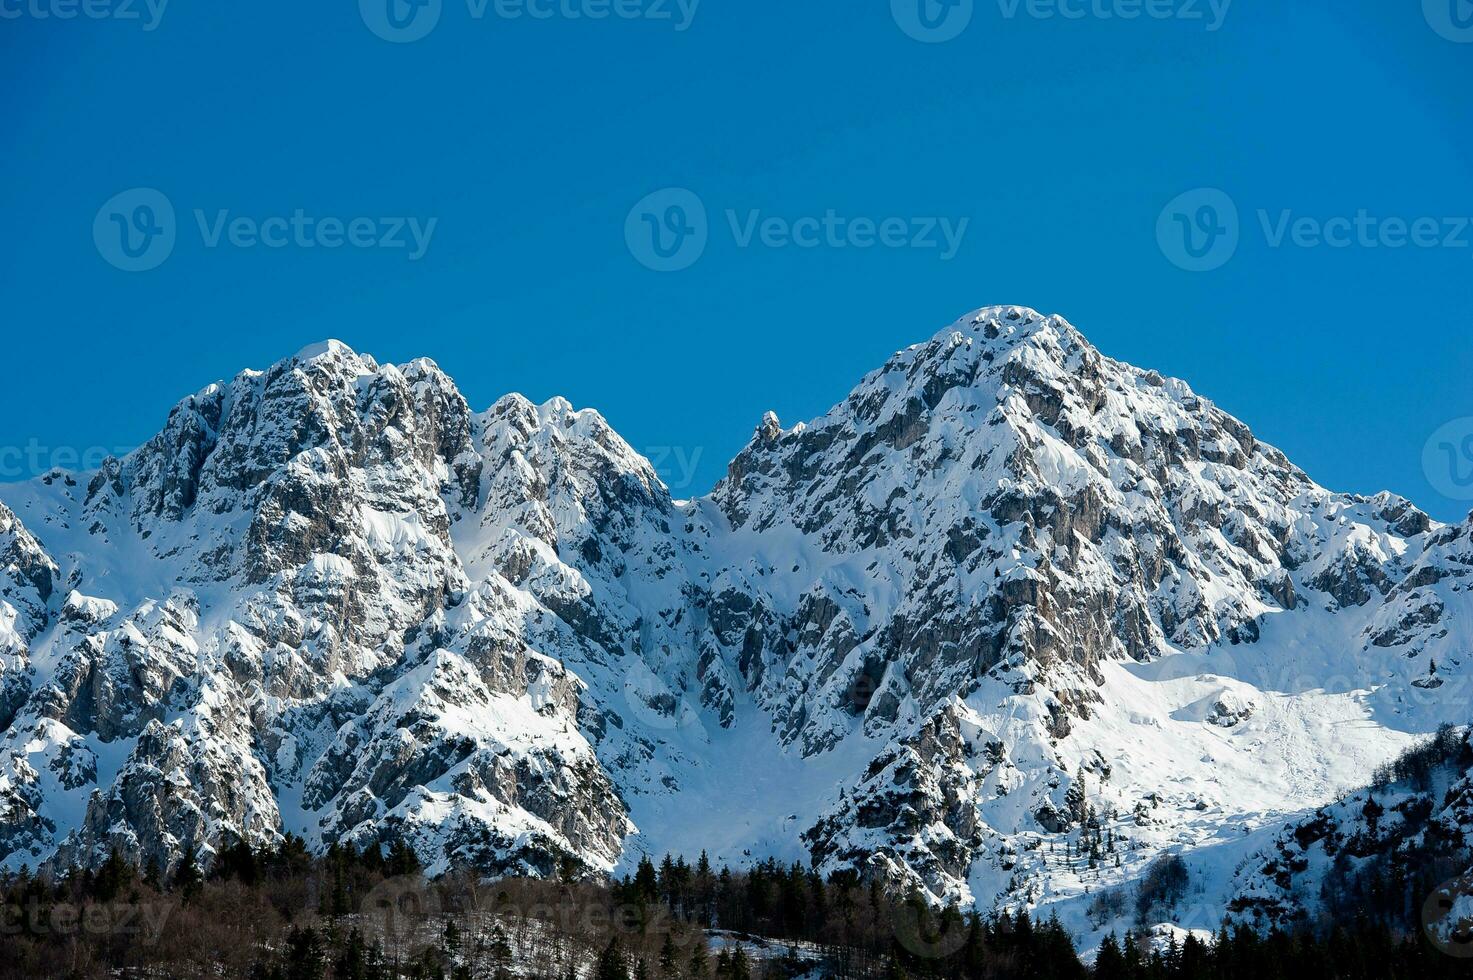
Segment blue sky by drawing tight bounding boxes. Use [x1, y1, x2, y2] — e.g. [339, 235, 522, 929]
[3, 1, 1471, 518]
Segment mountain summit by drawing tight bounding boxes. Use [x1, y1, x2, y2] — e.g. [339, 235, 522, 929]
[0, 306, 1465, 944]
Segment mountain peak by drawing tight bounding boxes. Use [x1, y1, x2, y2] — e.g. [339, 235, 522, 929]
[291, 338, 355, 362]
[934, 304, 1080, 350]
[756, 411, 783, 443]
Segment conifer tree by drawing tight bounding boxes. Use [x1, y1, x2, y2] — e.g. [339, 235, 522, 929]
[658, 931, 679, 976]
[1095, 933, 1126, 980]
[173, 844, 202, 899]
[727, 946, 751, 980]
[687, 940, 709, 978]
[596, 936, 631, 980]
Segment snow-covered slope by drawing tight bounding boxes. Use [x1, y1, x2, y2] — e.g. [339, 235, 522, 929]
[0, 307, 1468, 943]
[1220, 724, 1473, 950]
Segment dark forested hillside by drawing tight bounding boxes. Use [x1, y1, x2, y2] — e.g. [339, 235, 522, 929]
[0, 840, 1464, 980]
[1226, 723, 1473, 947]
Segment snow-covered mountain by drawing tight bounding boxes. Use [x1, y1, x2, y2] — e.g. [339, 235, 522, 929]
[0, 307, 1468, 940]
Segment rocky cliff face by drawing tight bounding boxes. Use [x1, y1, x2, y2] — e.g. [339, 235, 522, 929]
[0, 342, 625, 876]
[0, 308, 1467, 940]
[0, 501, 57, 729]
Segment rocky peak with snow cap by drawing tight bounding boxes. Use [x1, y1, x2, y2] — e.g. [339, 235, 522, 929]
[0, 309, 1468, 948]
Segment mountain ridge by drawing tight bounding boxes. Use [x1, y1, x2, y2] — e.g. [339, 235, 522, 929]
[0, 305, 1467, 947]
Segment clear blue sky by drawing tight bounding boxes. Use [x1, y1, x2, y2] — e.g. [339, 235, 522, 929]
[3, 1, 1471, 518]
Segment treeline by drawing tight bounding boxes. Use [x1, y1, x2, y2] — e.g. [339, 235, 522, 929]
[0, 840, 1075, 980]
[0, 839, 1465, 979]
[618, 853, 1464, 980]
[1091, 921, 1464, 980]
[610, 854, 1083, 979]
[1369, 722, 1470, 792]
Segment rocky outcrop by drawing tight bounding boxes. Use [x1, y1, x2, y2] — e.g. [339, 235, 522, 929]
[0, 502, 58, 729]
